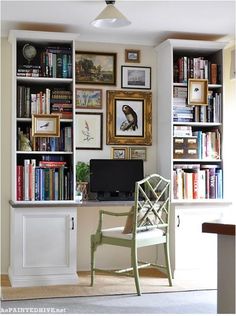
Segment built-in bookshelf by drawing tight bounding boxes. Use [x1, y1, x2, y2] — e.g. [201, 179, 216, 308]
[156, 39, 225, 202]
[9, 30, 76, 202]
[155, 39, 232, 280]
[8, 30, 78, 288]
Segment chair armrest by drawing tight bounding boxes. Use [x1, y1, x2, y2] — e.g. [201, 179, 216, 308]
[96, 209, 130, 233]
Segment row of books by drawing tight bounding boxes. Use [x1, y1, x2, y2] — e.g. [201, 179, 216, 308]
[17, 46, 72, 78]
[33, 126, 72, 152]
[173, 91, 222, 123]
[17, 86, 72, 118]
[16, 159, 73, 201]
[173, 56, 220, 84]
[173, 165, 223, 199]
[192, 129, 221, 159]
[17, 126, 72, 152]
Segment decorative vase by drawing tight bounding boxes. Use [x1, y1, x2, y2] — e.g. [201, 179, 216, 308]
[77, 182, 89, 201]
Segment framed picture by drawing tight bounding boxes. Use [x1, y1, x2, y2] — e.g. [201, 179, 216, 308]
[125, 49, 140, 63]
[121, 66, 151, 89]
[106, 90, 152, 145]
[75, 88, 102, 109]
[188, 79, 208, 106]
[111, 147, 129, 159]
[75, 112, 103, 150]
[75, 51, 116, 85]
[129, 147, 147, 161]
[32, 114, 60, 137]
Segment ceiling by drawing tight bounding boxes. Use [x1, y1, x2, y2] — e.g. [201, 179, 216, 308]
[1, 0, 235, 46]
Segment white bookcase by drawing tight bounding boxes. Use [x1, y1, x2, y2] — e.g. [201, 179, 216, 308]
[8, 30, 79, 287]
[155, 39, 231, 280]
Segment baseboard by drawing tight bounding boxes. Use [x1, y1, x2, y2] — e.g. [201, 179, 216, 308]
[8, 267, 79, 288]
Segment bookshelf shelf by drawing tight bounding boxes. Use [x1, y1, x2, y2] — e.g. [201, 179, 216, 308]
[173, 82, 222, 89]
[173, 121, 222, 127]
[173, 158, 222, 163]
[8, 30, 78, 287]
[16, 77, 73, 84]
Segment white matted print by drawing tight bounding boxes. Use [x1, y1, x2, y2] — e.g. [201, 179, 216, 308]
[75, 112, 103, 149]
[115, 100, 144, 137]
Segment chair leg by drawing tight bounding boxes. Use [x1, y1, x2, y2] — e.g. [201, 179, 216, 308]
[90, 235, 95, 286]
[164, 242, 173, 286]
[131, 245, 141, 296]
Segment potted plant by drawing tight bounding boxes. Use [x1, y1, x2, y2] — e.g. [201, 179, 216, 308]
[76, 161, 90, 200]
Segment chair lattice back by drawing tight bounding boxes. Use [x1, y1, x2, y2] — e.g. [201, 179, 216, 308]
[134, 174, 170, 233]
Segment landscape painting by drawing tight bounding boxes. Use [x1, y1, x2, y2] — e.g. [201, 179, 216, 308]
[75, 52, 116, 85]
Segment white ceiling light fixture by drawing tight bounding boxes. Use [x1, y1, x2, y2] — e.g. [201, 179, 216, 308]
[91, 0, 131, 28]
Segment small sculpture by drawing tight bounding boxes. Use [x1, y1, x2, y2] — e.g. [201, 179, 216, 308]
[19, 133, 32, 151]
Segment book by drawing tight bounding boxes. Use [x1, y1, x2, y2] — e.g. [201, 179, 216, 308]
[192, 170, 199, 199]
[24, 159, 30, 201]
[211, 63, 217, 84]
[39, 161, 66, 168]
[16, 165, 24, 200]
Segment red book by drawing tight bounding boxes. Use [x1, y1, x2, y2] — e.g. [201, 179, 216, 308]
[39, 161, 66, 168]
[192, 171, 199, 199]
[16, 165, 23, 200]
[211, 64, 217, 84]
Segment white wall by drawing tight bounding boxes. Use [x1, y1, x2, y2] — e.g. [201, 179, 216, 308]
[74, 41, 157, 176]
[0, 37, 157, 274]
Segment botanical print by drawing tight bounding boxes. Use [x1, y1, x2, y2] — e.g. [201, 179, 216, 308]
[82, 120, 94, 142]
[76, 113, 102, 149]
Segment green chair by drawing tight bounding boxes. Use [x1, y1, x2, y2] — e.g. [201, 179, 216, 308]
[90, 173, 172, 295]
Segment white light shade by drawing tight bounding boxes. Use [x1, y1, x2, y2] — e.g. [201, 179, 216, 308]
[91, 4, 131, 28]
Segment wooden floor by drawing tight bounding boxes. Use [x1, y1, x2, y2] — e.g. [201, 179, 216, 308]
[1, 268, 166, 288]
[1, 274, 10, 287]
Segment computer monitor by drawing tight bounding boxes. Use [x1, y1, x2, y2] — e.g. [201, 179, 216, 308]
[90, 159, 144, 201]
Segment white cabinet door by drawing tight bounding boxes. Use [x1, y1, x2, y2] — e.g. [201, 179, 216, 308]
[172, 204, 225, 280]
[9, 206, 78, 287]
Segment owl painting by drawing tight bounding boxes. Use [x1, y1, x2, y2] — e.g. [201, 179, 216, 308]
[120, 104, 138, 131]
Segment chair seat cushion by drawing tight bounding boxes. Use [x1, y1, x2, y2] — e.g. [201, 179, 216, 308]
[102, 226, 164, 240]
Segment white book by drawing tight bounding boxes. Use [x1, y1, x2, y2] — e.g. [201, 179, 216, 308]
[24, 159, 30, 201]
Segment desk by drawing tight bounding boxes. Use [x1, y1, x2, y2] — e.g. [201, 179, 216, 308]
[202, 217, 236, 314]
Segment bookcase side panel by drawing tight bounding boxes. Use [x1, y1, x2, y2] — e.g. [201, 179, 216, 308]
[156, 42, 173, 180]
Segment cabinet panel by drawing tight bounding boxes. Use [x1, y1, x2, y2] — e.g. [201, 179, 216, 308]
[23, 214, 69, 268]
[9, 206, 78, 287]
[174, 207, 220, 272]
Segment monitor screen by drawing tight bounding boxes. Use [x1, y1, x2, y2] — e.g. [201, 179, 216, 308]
[90, 159, 144, 201]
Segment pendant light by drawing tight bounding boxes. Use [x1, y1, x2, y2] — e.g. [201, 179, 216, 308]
[91, 0, 131, 28]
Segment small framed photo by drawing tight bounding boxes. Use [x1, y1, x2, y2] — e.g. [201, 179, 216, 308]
[75, 112, 103, 150]
[125, 49, 140, 63]
[188, 79, 208, 106]
[32, 114, 60, 137]
[75, 51, 116, 85]
[111, 147, 129, 159]
[76, 88, 102, 109]
[129, 147, 147, 161]
[106, 90, 152, 145]
[121, 66, 151, 89]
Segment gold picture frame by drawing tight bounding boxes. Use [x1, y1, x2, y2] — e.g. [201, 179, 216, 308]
[111, 147, 129, 159]
[32, 114, 60, 137]
[106, 90, 152, 145]
[125, 49, 140, 63]
[188, 79, 208, 106]
[129, 147, 147, 161]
